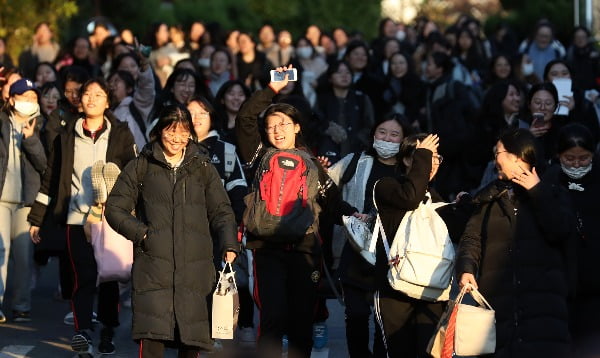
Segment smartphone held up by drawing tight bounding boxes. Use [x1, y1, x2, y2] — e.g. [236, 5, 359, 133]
[270, 68, 297, 82]
[531, 112, 547, 128]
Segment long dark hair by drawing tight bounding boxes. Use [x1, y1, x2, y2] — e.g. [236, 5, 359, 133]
[399, 133, 429, 174]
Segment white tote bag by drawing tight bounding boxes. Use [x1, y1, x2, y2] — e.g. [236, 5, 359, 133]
[212, 262, 240, 339]
[454, 283, 496, 356]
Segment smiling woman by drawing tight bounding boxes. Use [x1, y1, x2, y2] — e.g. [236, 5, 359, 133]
[235, 65, 360, 357]
[27, 77, 137, 356]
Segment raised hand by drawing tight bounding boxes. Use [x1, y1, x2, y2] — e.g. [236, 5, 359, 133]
[415, 134, 439, 154]
[268, 64, 293, 93]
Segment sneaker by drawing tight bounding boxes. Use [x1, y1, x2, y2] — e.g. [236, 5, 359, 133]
[103, 162, 121, 195]
[13, 310, 31, 322]
[238, 326, 256, 346]
[71, 331, 93, 356]
[91, 160, 107, 204]
[98, 327, 115, 355]
[312, 322, 328, 350]
[0, 310, 6, 323]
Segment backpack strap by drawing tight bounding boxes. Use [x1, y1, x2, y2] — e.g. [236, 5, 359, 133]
[340, 151, 362, 187]
[223, 141, 236, 179]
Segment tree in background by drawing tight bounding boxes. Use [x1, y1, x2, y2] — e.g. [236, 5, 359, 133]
[0, 0, 78, 68]
[67, 0, 380, 47]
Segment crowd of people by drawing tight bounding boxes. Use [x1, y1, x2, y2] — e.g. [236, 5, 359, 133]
[0, 11, 598, 358]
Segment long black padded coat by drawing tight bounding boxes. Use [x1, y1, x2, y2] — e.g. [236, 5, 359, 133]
[105, 141, 238, 350]
[456, 179, 574, 358]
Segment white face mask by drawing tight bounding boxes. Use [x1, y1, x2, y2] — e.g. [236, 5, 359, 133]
[561, 163, 592, 179]
[296, 47, 313, 59]
[197, 58, 210, 68]
[373, 138, 400, 159]
[14, 101, 39, 117]
[522, 63, 534, 76]
[395, 30, 406, 41]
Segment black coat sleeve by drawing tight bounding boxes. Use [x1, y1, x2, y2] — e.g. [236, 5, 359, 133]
[527, 180, 575, 244]
[203, 162, 239, 257]
[105, 158, 148, 245]
[235, 87, 276, 165]
[28, 134, 61, 227]
[455, 203, 487, 277]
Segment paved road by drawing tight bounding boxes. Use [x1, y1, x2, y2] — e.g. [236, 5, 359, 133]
[0, 259, 359, 357]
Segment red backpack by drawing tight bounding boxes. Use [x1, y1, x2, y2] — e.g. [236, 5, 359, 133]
[243, 148, 321, 242]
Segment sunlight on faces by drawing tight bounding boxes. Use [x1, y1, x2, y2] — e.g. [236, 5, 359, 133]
[64, 80, 82, 108]
[81, 83, 109, 118]
[547, 63, 570, 81]
[117, 56, 140, 81]
[35, 64, 56, 86]
[223, 84, 246, 113]
[559, 146, 593, 169]
[108, 73, 130, 104]
[529, 89, 556, 122]
[347, 46, 368, 72]
[265, 112, 299, 150]
[331, 63, 352, 89]
[211, 51, 230, 75]
[187, 100, 211, 140]
[40, 87, 60, 115]
[494, 141, 528, 180]
[374, 119, 404, 144]
[172, 75, 195, 104]
[494, 56, 511, 79]
[502, 85, 521, 114]
[390, 53, 408, 78]
[161, 122, 191, 158]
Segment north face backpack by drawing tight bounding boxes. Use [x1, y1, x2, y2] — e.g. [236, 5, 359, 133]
[372, 189, 455, 302]
[243, 148, 321, 243]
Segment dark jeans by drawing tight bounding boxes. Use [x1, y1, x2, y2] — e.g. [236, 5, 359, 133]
[375, 289, 444, 358]
[254, 248, 320, 358]
[66, 225, 119, 331]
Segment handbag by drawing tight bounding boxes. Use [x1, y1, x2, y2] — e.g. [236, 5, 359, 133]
[342, 215, 376, 265]
[90, 212, 133, 284]
[454, 283, 496, 356]
[212, 262, 240, 339]
[428, 283, 496, 357]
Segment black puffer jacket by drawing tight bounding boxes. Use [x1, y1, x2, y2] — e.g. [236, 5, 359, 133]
[105, 141, 238, 350]
[456, 180, 574, 358]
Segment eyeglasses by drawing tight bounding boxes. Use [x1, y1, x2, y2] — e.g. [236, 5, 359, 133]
[163, 131, 191, 142]
[531, 100, 555, 109]
[190, 111, 210, 120]
[433, 154, 444, 164]
[64, 89, 81, 97]
[82, 92, 107, 101]
[494, 150, 507, 159]
[266, 122, 294, 134]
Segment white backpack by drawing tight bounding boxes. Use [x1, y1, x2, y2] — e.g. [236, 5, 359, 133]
[371, 191, 455, 302]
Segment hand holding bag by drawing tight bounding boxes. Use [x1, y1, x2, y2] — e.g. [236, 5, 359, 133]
[454, 283, 496, 356]
[212, 262, 240, 339]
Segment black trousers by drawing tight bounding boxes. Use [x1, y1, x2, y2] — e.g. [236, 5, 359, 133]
[253, 248, 320, 358]
[66, 225, 119, 331]
[343, 284, 385, 358]
[375, 290, 444, 358]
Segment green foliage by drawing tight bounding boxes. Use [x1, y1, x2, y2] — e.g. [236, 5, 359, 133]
[495, 0, 574, 43]
[70, 0, 380, 44]
[0, 0, 78, 66]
